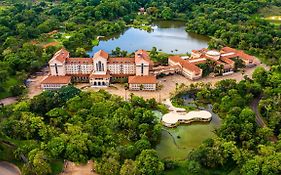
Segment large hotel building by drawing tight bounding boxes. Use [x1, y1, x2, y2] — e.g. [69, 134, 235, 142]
[41, 49, 157, 91]
[41, 47, 257, 91]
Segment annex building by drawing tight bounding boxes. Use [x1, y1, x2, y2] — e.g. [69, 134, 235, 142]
[168, 47, 257, 80]
[41, 49, 157, 91]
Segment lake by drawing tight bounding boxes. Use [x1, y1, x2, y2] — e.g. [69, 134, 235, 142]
[154, 105, 221, 160]
[88, 21, 209, 56]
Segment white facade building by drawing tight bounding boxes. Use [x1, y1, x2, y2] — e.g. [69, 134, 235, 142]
[41, 48, 157, 90]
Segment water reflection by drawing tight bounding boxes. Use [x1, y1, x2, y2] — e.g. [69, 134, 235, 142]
[154, 103, 221, 160]
[88, 21, 209, 56]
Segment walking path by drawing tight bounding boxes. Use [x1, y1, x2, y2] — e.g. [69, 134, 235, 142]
[250, 96, 267, 127]
[0, 97, 17, 106]
[0, 162, 21, 175]
[60, 160, 99, 175]
[250, 96, 278, 142]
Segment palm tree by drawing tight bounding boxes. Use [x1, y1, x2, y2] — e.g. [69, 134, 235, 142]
[206, 59, 216, 72]
[214, 64, 224, 75]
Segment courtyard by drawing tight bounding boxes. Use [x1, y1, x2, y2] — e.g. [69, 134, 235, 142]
[18, 64, 269, 104]
[79, 64, 268, 102]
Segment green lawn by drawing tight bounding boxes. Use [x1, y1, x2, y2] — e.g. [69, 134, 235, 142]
[0, 76, 20, 99]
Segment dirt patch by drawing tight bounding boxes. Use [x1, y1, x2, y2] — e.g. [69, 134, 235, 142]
[27, 75, 47, 98]
[60, 160, 99, 175]
[43, 41, 59, 48]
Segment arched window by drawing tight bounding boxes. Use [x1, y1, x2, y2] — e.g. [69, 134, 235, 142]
[97, 61, 103, 72]
[101, 63, 104, 71]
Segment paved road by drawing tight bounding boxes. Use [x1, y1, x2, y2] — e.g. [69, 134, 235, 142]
[250, 96, 266, 127]
[0, 162, 21, 175]
[0, 97, 17, 106]
[250, 96, 278, 142]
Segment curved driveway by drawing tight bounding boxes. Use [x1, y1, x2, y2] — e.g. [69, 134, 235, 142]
[0, 162, 21, 175]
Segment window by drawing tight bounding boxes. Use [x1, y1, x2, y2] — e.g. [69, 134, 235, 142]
[141, 63, 144, 75]
[55, 63, 58, 75]
[102, 63, 104, 71]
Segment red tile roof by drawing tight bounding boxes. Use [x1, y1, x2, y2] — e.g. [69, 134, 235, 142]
[66, 58, 93, 64]
[66, 74, 90, 77]
[221, 47, 237, 53]
[108, 57, 135, 64]
[192, 48, 208, 54]
[128, 75, 157, 84]
[169, 56, 202, 74]
[221, 47, 253, 61]
[220, 53, 238, 59]
[94, 50, 109, 59]
[135, 50, 154, 66]
[188, 58, 207, 65]
[110, 74, 135, 77]
[41, 76, 71, 84]
[220, 57, 235, 65]
[237, 51, 254, 61]
[52, 48, 69, 63]
[90, 71, 111, 78]
[204, 54, 219, 61]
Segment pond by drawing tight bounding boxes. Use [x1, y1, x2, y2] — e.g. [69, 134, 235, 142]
[154, 106, 221, 160]
[88, 21, 210, 56]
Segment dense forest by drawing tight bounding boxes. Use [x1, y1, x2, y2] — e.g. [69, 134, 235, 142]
[0, 0, 281, 174]
[0, 0, 280, 98]
[0, 88, 166, 175]
[169, 65, 281, 174]
[0, 66, 280, 174]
